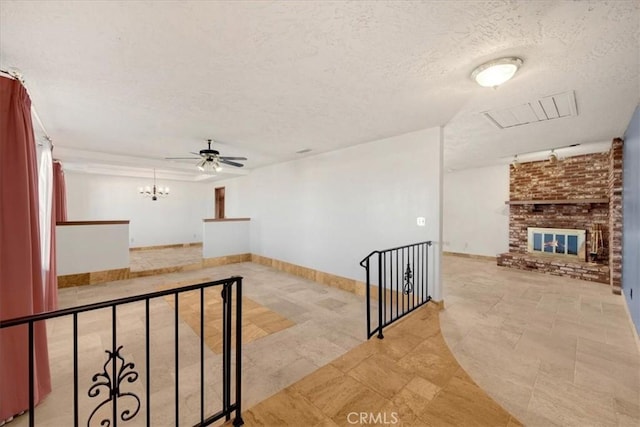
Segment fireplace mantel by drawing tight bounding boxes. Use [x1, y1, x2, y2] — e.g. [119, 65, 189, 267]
[504, 198, 608, 205]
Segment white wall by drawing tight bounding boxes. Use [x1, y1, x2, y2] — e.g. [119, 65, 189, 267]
[217, 127, 443, 299]
[443, 164, 509, 257]
[203, 220, 250, 258]
[57, 223, 129, 275]
[65, 172, 213, 247]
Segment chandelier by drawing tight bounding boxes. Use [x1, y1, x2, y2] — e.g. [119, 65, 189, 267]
[138, 169, 169, 201]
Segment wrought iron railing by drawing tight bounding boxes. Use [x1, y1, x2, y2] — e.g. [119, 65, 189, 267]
[0, 277, 244, 426]
[360, 241, 433, 339]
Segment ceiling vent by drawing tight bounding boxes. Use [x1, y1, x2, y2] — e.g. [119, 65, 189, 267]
[483, 90, 578, 129]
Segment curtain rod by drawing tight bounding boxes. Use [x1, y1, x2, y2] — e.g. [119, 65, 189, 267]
[0, 68, 52, 142]
[0, 68, 23, 82]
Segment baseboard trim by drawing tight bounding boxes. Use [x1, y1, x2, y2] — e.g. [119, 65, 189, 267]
[203, 253, 251, 267]
[619, 289, 640, 353]
[443, 251, 497, 262]
[58, 267, 130, 288]
[58, 253, 250, 287]
[130, 242, 203, 251]
[251, 254, 367, 296]
[129, 262, 204, 278]
[58, 253, 435, 307]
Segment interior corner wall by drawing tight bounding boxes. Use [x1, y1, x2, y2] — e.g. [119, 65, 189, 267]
[622, 105, 640, 334]
[443, 164, 509, 257]
[219, 127, 443, 296]
[64, 172, 213, 247]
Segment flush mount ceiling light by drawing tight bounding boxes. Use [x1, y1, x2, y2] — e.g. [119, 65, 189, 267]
[471, 57, 523, 88]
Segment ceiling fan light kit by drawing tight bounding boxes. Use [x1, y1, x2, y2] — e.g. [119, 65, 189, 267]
[471, 57, 523, 88]
[198, 157, 222, 173]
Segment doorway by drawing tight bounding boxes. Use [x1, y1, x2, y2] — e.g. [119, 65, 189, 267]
[215, 187, 225, 219]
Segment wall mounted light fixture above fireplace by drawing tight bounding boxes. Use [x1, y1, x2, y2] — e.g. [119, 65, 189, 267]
[504, 143, 581, 165]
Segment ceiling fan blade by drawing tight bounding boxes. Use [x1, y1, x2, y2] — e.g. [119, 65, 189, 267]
[190, 152, 204, 156]
[165, 157, 201, 160]
[220, 156, 248, 161]
[219, 159, 245, 168]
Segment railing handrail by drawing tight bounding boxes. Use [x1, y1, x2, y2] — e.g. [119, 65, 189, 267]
[0, 276, 239, 328]
[1, 275, 244, 426]
[359, 241, 432, 267]
[360, 241, 433, 339]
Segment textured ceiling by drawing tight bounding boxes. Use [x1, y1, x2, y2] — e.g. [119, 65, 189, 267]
[1, 1, 638, 179]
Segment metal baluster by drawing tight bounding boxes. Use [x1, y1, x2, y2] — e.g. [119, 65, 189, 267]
[200, 287, 205, 424]
[222, 285, 229, 418]
[73, 314, 78, 427]
[112, 306, 118, 427]
[174, 294, 179, 425]
[365, 258, 371, 338]
[412, 244, 416, 309]
[377, 252, 383, 339]
[234, 278, 244, 427]
[383, 251, 387, 328]
[388, 250, 392, 323]
[395, 249, 399, 321]
[225, 283, 232, 421]
[402, 248, 406, 314]
[145, 299, 150, 427]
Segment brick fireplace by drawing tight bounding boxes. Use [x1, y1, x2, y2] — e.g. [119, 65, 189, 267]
[498, 138, 623, 290]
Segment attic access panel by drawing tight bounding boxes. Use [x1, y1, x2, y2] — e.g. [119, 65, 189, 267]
[483, 91, 578, 129]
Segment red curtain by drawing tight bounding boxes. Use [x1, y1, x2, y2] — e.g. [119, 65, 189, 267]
[53, 160, 67, 222]
[43, 160, 67, 311]
[0, 76, 51, 419]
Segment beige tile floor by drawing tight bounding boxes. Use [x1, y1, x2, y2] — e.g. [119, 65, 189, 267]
[440, 255, 640, 427]
[156, 279, 295, 354]
[244, 303, 521, 426]
[7, 250, 640, 426]
[11, 262, 366, 426]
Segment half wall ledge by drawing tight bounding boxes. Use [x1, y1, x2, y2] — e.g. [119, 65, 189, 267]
[504, 199, 608, 205]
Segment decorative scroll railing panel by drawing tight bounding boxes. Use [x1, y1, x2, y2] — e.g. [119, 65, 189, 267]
[0, 277, 244, 427]
[360, 241, 433, 339]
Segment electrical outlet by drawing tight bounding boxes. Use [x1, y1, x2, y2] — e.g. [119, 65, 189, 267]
[417, 217, 426, 227]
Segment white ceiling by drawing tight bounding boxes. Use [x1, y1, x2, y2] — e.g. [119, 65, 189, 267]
[1, 1, 638, 180]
